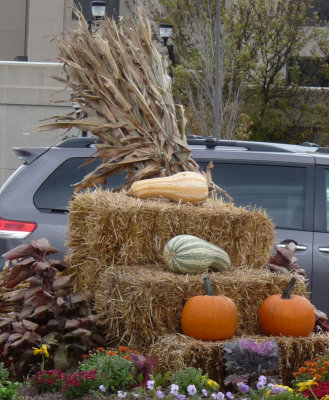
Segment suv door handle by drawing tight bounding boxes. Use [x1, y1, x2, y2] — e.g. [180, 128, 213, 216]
[277, 243, 307, 251]
[319, 247, 329, 253]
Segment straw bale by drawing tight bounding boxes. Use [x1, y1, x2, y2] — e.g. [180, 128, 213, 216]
[151, 333, 329, 385]
[94, 265, 307, 349]
[66, 190, 275, 292]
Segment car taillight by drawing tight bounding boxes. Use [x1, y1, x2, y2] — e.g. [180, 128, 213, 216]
[0, 217, 37, 239]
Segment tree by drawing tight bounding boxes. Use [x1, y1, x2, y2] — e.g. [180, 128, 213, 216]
[129, 0, 314, 141]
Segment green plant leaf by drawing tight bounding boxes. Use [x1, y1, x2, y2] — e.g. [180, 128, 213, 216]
[42, 332, 60, 346]
[54, 344, 70, 371]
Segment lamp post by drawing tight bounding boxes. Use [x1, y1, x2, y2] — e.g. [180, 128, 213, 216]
[72, 102, 88, 137]
[90, 1, 106, 30]
[159, 23, 176, 70]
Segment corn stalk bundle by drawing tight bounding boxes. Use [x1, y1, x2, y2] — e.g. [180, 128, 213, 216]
[36, 9, 204, 192]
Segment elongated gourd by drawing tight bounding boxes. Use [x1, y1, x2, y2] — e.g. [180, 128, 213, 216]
[163, 234, 231, 274]
[129, 171, 208, 203]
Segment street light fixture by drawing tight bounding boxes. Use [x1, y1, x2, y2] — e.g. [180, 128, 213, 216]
[159, 23, 173, 46]
[91, 1, 106, 21]
[159, 22, 176, 70]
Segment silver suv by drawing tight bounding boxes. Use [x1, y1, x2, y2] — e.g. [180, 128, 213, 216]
[1, 136, 329, 314]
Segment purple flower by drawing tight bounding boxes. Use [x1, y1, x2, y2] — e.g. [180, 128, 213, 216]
[147, 380, 155, 390]
[187, 384, 197, 395]
[238, 339, 277, 356]
[238, 339, 258, 352]
[258, 341, 277, 356]
[156, 390, 164, 398]
[226, 392, 234, 399]
[256, 382, 265, 390]
[170, 384, 179, 395]
[202, 389, 208, 397]
[237, 382, 250, 393]
[177, 395, 186, 400]
[215, 392, 225, 400]
[270, 386, 286, 394]
[99, 385, 106, 393]
[258, 375, 267, 385]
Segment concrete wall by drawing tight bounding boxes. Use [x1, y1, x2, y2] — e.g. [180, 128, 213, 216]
[0, 0, 130, 63]
[0, 61, 76, 185]
[0, 0, 27, 61]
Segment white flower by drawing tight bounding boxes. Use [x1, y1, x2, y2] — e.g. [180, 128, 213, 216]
[117, 391, 127, 398]
[187, 384, 197, 395]
[147, 380, 155, 390]
[99, 385, 106, 393]
[258, 375, 267, 385]
[170, 384, 179, 395]
[202, 388, 208, 397]
[256, 382, 265, 390]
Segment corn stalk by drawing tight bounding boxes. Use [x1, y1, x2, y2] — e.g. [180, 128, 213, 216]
[36, 9, 204, 192]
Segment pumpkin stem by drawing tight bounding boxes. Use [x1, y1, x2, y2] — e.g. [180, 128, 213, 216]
[281, 275, 297, 299]
[204, 275, 214, 296]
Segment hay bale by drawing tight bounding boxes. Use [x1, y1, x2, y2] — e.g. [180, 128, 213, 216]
[151, 333, 329, 385]
[94, 265, 307, 349]
[66, 190, 275, 292]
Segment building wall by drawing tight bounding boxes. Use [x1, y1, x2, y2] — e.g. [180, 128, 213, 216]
[0, 0, 27, 61]
[0, 0, 130, 62]
[0, 0, 131, 186]
[0, 61, 77, 185]
[27, 0, 70, 62]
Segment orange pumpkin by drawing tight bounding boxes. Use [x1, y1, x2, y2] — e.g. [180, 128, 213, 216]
[258, 275, 315, 337]
[181, 275, 238, 341]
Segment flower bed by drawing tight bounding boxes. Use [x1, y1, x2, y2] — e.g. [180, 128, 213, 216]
[4, 340, 329, 400]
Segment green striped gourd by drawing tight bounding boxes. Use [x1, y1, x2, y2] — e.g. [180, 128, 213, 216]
[163, 234, 230, 274]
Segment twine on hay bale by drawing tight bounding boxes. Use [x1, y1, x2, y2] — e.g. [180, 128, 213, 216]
[66, 190, 275, 292]
[151, 333, 329, 385]
[94, 265, 307, 349]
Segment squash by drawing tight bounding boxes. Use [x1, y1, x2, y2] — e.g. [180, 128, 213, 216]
[129, 171, 208, 203]
[258, 275, 315, 337]
[181, 275, 237, 340]
[163, 234, 230, 274]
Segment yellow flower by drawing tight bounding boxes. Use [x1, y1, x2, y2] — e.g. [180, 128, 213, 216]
[207, 379, 219, 389]
[32, 344, 49, 358]
[296, 379, 318, 392]
[266, 384, 293, 396]
[321, 396, 329, 400]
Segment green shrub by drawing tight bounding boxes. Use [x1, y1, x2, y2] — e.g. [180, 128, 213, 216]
[171, 367, 219, 395]
[78, 352, 136, 393]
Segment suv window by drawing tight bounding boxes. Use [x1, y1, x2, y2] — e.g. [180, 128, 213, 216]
[199, 162, 306, 230]
[33, 157, 126, 212]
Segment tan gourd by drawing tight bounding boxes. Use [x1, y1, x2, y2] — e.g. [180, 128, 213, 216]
[129, 171, 208, 203]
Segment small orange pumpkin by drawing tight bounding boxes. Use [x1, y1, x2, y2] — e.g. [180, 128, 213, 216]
[258, 275, 315, 337]
[181, 275, 238, 341]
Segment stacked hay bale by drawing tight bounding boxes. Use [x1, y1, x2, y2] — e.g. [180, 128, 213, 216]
[65, 189, 329, 383]
[66, 190, 275, 292]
